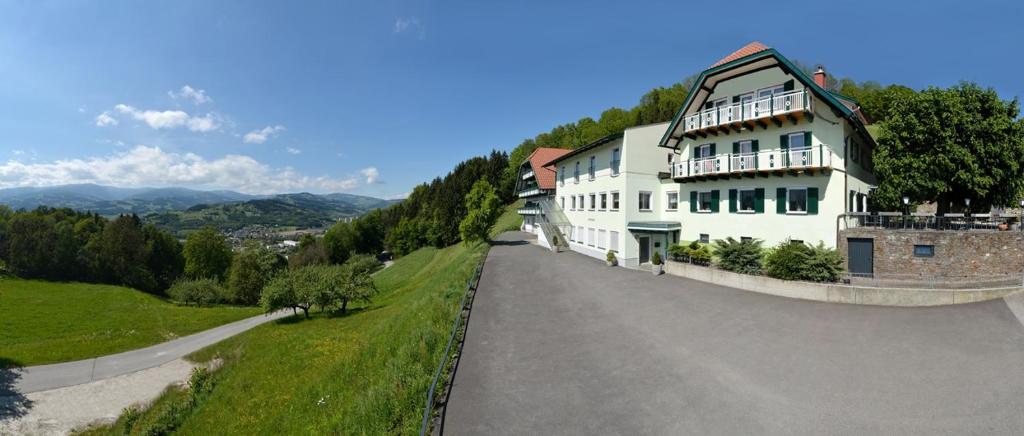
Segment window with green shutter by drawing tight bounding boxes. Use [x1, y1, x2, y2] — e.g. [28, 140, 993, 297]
[710, 190, 720, 213]
[776, 188, 787, 214]
[807, 187, 819, 215]
[728, 189, 738, 213]
[754, 188, 765, 213]
[690, 191, 698, 212]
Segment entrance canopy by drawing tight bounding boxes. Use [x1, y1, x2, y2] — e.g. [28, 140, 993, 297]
[626, 221, 681, 232]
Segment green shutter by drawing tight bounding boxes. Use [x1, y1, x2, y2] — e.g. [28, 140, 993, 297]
[780, 134, 789, 150]
[751, 140, 759, 152]
[754, 188, 765, 213]
[732, 142, 739, 154]
[804, 131, 812, 148]
[690, 191, 697, 213]
[709, 143, 716, 155]
[728, 189, 738, 213]
[705, 101, 713, 109]
[732, 96, 740, 103]
[776, 188, 787, 214]
[807, 187, 819, 215]
[710, 190, 720, 213]
[691, 146, 696, 159]
[783, 79, 794, 92]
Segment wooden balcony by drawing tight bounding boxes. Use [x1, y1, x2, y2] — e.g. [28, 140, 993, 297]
[670, 144, 832, 182]
[682, 89, 812, 138]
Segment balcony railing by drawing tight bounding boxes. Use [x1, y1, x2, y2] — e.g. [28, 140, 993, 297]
[843, 212, 1021, 231]
[518, 187, 541, 198]
[671, 144, 832, 179]
[683, 89, 811, 133]
[521, 170, 535, 180]
[517, 206, 541, 215]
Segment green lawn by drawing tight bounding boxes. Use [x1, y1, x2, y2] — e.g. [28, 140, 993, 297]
[84, 238, 489, 435]
[493, 199, 524, 234]
[0, 279, 262, 367]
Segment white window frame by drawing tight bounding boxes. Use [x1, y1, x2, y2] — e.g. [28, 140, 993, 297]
[587, 227, 596, 247]
[638, 191, 652, 212]
[611, 148, 621, 176]
[695, 143, 712, 158]
[588, 156, 596, 180]
[609, 230, 620, 252]
[559, 166, 566, 186]
[610, 191, 620, 211]
[589, 193, 596, 211]
[599, 192, 607, 211]
[697, 191, 714, 213]
[577, 225, 584, 243]
[560, 196, 565, 210]
[787, 187, 809, 215]
[597, 229, 607, 250]
[570, 195, 576, 210]
[738, 188, 756, 213]
[737, 140, 754, 154]
[574, 162, 580, 183]
[666, 191, 679, 211]
[757, 84, 785, 99]
[788, 132, 809, 150]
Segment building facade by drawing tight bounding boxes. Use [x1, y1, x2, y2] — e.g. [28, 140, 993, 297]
[514, 147, 571, 233]
[541, 42, 878, 268]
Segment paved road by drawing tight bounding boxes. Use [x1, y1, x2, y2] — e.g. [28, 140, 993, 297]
[8, 310, 291, 394]
[444, 232, 1024, 435]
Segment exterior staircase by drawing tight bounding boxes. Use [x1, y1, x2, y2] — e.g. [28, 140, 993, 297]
[536, 198, 571, 251]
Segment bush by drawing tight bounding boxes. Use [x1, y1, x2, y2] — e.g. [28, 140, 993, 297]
[668, 244, 689, 261]
[651, 251, 662, 266]
[712, 237, 764, 275]
[667, 241, 711, 266]
[764, 240, 844, 282]
[804, 242, 844, 282]
[168, 278, 229, 306]
[606, 250, 616, 264]
[345, 253, 382, 276]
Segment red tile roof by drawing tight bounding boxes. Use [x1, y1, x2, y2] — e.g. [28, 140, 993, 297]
[711, 41, 770, 68]
[526, 147, 572, 190]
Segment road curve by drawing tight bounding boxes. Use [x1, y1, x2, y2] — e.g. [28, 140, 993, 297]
[10, 310, 292, 394]
[444, 232, 1024, 435]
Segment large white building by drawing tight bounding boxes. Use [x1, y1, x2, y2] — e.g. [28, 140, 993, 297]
[538, 42, 878, 268]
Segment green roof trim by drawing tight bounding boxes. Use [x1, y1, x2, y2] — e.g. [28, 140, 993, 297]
[626, 221, 681, 231]
[658, 48, 864, 148]
[541, 132, 624, 167]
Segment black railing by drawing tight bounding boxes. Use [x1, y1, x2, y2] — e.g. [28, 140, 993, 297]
[844, 212, 1020, 231]
[419, 257, 486, 435]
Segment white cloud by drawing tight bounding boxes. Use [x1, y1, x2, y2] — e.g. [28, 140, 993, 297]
[110, 104, 220, 132]
[360, 166, 380, 184]
[95, 111, 118, 127]
[0, 145, 365, 194]
[285, 147, 302, 155]
[168, 85, 212, 105]
[12, 150, 24, 156]
[243, 125, 286, 144]
[394, 17, 425, 39]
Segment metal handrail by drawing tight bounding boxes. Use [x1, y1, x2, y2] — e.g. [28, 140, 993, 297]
[684, 89, 810, 132]
[419, 258, 486, 436]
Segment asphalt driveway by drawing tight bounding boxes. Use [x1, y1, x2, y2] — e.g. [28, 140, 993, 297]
[443, 232, 1024, 435]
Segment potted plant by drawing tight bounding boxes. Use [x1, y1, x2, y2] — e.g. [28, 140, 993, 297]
[551, 234, 561, 252]
[651, 251, 663, 275]
[606, 250, 617, 266]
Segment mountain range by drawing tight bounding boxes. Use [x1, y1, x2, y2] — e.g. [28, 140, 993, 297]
[0, 184, 399, 235]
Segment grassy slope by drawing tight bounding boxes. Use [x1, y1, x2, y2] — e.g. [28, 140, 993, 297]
[83, 204, 516, 435]
[0, 279, 262, 367]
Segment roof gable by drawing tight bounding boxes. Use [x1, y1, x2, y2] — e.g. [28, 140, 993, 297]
[659, 43, 866, 148]
[525, 147, 572, 190]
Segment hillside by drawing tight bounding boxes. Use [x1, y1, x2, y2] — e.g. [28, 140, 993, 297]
[0, 279, 261, 367]
[0, 184, 256, 215]
[144, 192, 399, 235]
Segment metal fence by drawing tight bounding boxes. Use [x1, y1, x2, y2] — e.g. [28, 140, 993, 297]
[843, 271, 1024, 289]
[844, 212, 1021, 231]
[419, 257, 486, 436]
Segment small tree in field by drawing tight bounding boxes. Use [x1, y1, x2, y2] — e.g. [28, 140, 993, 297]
[183, 226, 232, 281]
[459, 180, 502, 243]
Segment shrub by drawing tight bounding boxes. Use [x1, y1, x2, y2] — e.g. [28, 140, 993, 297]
[687, 245, 712, 265]
[651, 251, 662, 266]
[668, 244, 689, 261]
[712, 237, 764, 275]
[168, 278, 229, 306]
[345, 253, 382, 276]
[804, 242, 844, 282]
[606, 250, 616, 263]
[764, 240, 843, 282]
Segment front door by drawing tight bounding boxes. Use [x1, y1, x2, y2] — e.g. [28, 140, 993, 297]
[847, 238, 874, 278]
[638, 236, 650, 264]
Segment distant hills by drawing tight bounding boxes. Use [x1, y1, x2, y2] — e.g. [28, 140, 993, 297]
[0, 184, 399, 235]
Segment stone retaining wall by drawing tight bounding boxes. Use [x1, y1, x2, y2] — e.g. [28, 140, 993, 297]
[663, 260, 1021, 307]
[838, 228, 1024, 280]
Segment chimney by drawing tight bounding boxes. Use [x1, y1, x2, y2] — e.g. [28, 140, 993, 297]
[813, 65, 827, 89]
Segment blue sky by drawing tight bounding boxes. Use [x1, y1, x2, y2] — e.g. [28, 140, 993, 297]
[0, 0, 1020, 198]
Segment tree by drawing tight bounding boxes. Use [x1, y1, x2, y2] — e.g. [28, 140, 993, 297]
[330, 262, 378, 314]
[384, 217, 429, 256]
[95, 215, 157, 292]
[459, 180, 502, 243]
[873, 82, 1024, 212]
[144, 224, 184, 292]
[323, 221, 356, 264]
[228, 242, 285, 305]
[260, 273, 306, 317]
[168, 277, 228, 306]
[183, 226, 233, 280]
[288, 235, 329, 269]
[5, 213, 57, 278]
